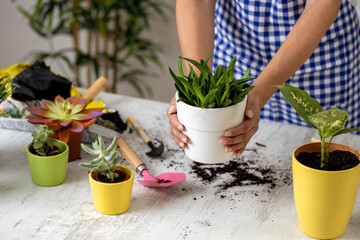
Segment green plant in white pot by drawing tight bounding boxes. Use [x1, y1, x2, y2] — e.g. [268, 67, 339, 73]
[277, 84, 360, 239]
[26, 124, 69, 186]
[169, 54, 255, 163]
[80, 135, 134, 215]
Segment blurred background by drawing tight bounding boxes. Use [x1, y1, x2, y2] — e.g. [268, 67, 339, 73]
[0, 0, 179, 103]
[1, 1, 359, 103]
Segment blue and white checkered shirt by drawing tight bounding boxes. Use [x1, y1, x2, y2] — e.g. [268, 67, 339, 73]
[213, 0, 360, 132]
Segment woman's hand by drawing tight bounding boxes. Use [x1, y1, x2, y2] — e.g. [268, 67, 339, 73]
[220, 90, 262, 156]
[167, 95, 189, 149]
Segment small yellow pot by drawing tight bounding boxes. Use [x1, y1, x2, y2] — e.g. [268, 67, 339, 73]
[293, 142, 360, 239]
[89, 165, 134, 215]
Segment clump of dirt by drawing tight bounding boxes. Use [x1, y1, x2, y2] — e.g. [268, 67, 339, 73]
[190, 159, 278, 192]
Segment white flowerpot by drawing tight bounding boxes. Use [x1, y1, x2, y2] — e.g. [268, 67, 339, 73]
[176, 92, 247, 164]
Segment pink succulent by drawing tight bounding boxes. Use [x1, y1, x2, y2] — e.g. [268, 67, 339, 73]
[27, 95, 104, 143]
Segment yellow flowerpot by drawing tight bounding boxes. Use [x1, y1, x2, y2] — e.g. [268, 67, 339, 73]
[89, 165, 134, 215]
[293, 142, 360, 239]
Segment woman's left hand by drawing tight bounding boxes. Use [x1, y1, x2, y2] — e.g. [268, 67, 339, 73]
[220, 90, 262, 156]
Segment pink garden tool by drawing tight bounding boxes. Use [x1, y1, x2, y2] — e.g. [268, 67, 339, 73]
[117, 138, 186, 187]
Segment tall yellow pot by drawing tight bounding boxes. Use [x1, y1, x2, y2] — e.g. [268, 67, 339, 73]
[293, 142, 360, 239]
[89, 165, 134, 215]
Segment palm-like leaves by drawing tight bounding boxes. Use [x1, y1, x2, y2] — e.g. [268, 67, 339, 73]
[13, 0, 170, 97]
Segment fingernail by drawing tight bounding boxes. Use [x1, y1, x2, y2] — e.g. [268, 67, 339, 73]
[246, 109, 254, 118]
[177, 125, 184, 131]
[225, 146, 232, 152]
[224, 131, 231, 137]
[181, 137, 187, 143]
[220, 139, 226, 144]
[179, 142, 185, 148]
[168, 105, 176, 114]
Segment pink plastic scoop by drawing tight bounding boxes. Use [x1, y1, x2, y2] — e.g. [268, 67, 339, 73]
[117, 138, 186, 187]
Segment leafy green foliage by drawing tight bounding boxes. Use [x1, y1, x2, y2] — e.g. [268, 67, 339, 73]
[12, 0, 170, 97]
[31, 124, 59, 156]
[0, 75, 14, 104]
[277, 85, 360, 169]
[169, 54, 255, 108]
[80, 135, 119, 182]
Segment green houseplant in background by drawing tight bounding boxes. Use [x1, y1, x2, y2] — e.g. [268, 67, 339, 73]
[277, 84, 360, 239]
[26, 124, 69, 186]
[80, 135, 134, 215]
[12, 0, 170, 97]
[169, 54, 255, 164]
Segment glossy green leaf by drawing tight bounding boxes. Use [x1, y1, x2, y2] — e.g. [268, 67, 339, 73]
[308, 108, 348, 138]
[333, 128, 360, 137]
[201, 89, 218, 109]
[276, 85, 323, 127]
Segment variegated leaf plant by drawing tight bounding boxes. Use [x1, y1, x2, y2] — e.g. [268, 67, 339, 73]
[277, 85, 360, 169]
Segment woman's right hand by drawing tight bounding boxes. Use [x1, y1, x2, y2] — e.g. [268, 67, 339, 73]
[167, 95, 189, 149]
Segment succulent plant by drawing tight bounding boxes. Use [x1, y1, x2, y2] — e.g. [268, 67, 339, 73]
[27, 95, 104, 143]
[169, 54, 255, 108]
[80, 135, 120, 182]
[31, 124, 59, 156]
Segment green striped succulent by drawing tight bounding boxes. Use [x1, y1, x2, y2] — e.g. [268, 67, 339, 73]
[169, 54, 255, 109]
[80, 135, 119, 182]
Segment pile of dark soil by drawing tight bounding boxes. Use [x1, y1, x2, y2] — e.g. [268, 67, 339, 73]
[296, 150, 359, 171]
[190, 160, 277, 192]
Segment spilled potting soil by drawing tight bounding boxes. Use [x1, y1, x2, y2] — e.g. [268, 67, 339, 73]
[191, 160, 276, 191]
[189, 145, 292, 195]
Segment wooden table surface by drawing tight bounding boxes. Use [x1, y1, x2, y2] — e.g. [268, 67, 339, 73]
[1, 91, 360, 240]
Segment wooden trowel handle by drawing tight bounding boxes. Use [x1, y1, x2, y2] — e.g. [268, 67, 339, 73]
[128, 115, 151, 143]
[117, 138, 145, 172]
[82, 76, 108, 104]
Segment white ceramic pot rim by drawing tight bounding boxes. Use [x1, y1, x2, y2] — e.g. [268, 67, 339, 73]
[175, 91, 246, 111]
[176, 92, 247, 132]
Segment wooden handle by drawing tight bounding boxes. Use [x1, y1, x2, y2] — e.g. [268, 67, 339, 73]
[128, 115, 151, 143]
[82, 76, 108, 104]
[117, 138, 144, 171]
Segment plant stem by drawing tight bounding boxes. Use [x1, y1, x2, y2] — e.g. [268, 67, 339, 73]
[86, 0, 92, 88]
[103, 20, 109, 92]
[72, 0, 81, 87]
[111, 10, 120, 93]
[320, 136, 327, 169]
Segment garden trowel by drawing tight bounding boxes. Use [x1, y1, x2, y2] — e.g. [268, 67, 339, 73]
[117, 138, 186, 187]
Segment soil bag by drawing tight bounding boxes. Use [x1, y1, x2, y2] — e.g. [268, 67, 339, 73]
[11, 60, 71, 101]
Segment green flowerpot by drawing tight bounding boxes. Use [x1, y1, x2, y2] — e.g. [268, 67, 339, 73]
[26, 140, 69, 186]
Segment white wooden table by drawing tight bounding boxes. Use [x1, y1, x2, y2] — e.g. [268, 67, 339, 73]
[1, 92, 360, 240]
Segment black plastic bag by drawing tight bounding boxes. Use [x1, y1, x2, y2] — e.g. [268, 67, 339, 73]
[11, 60, 71, 101]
